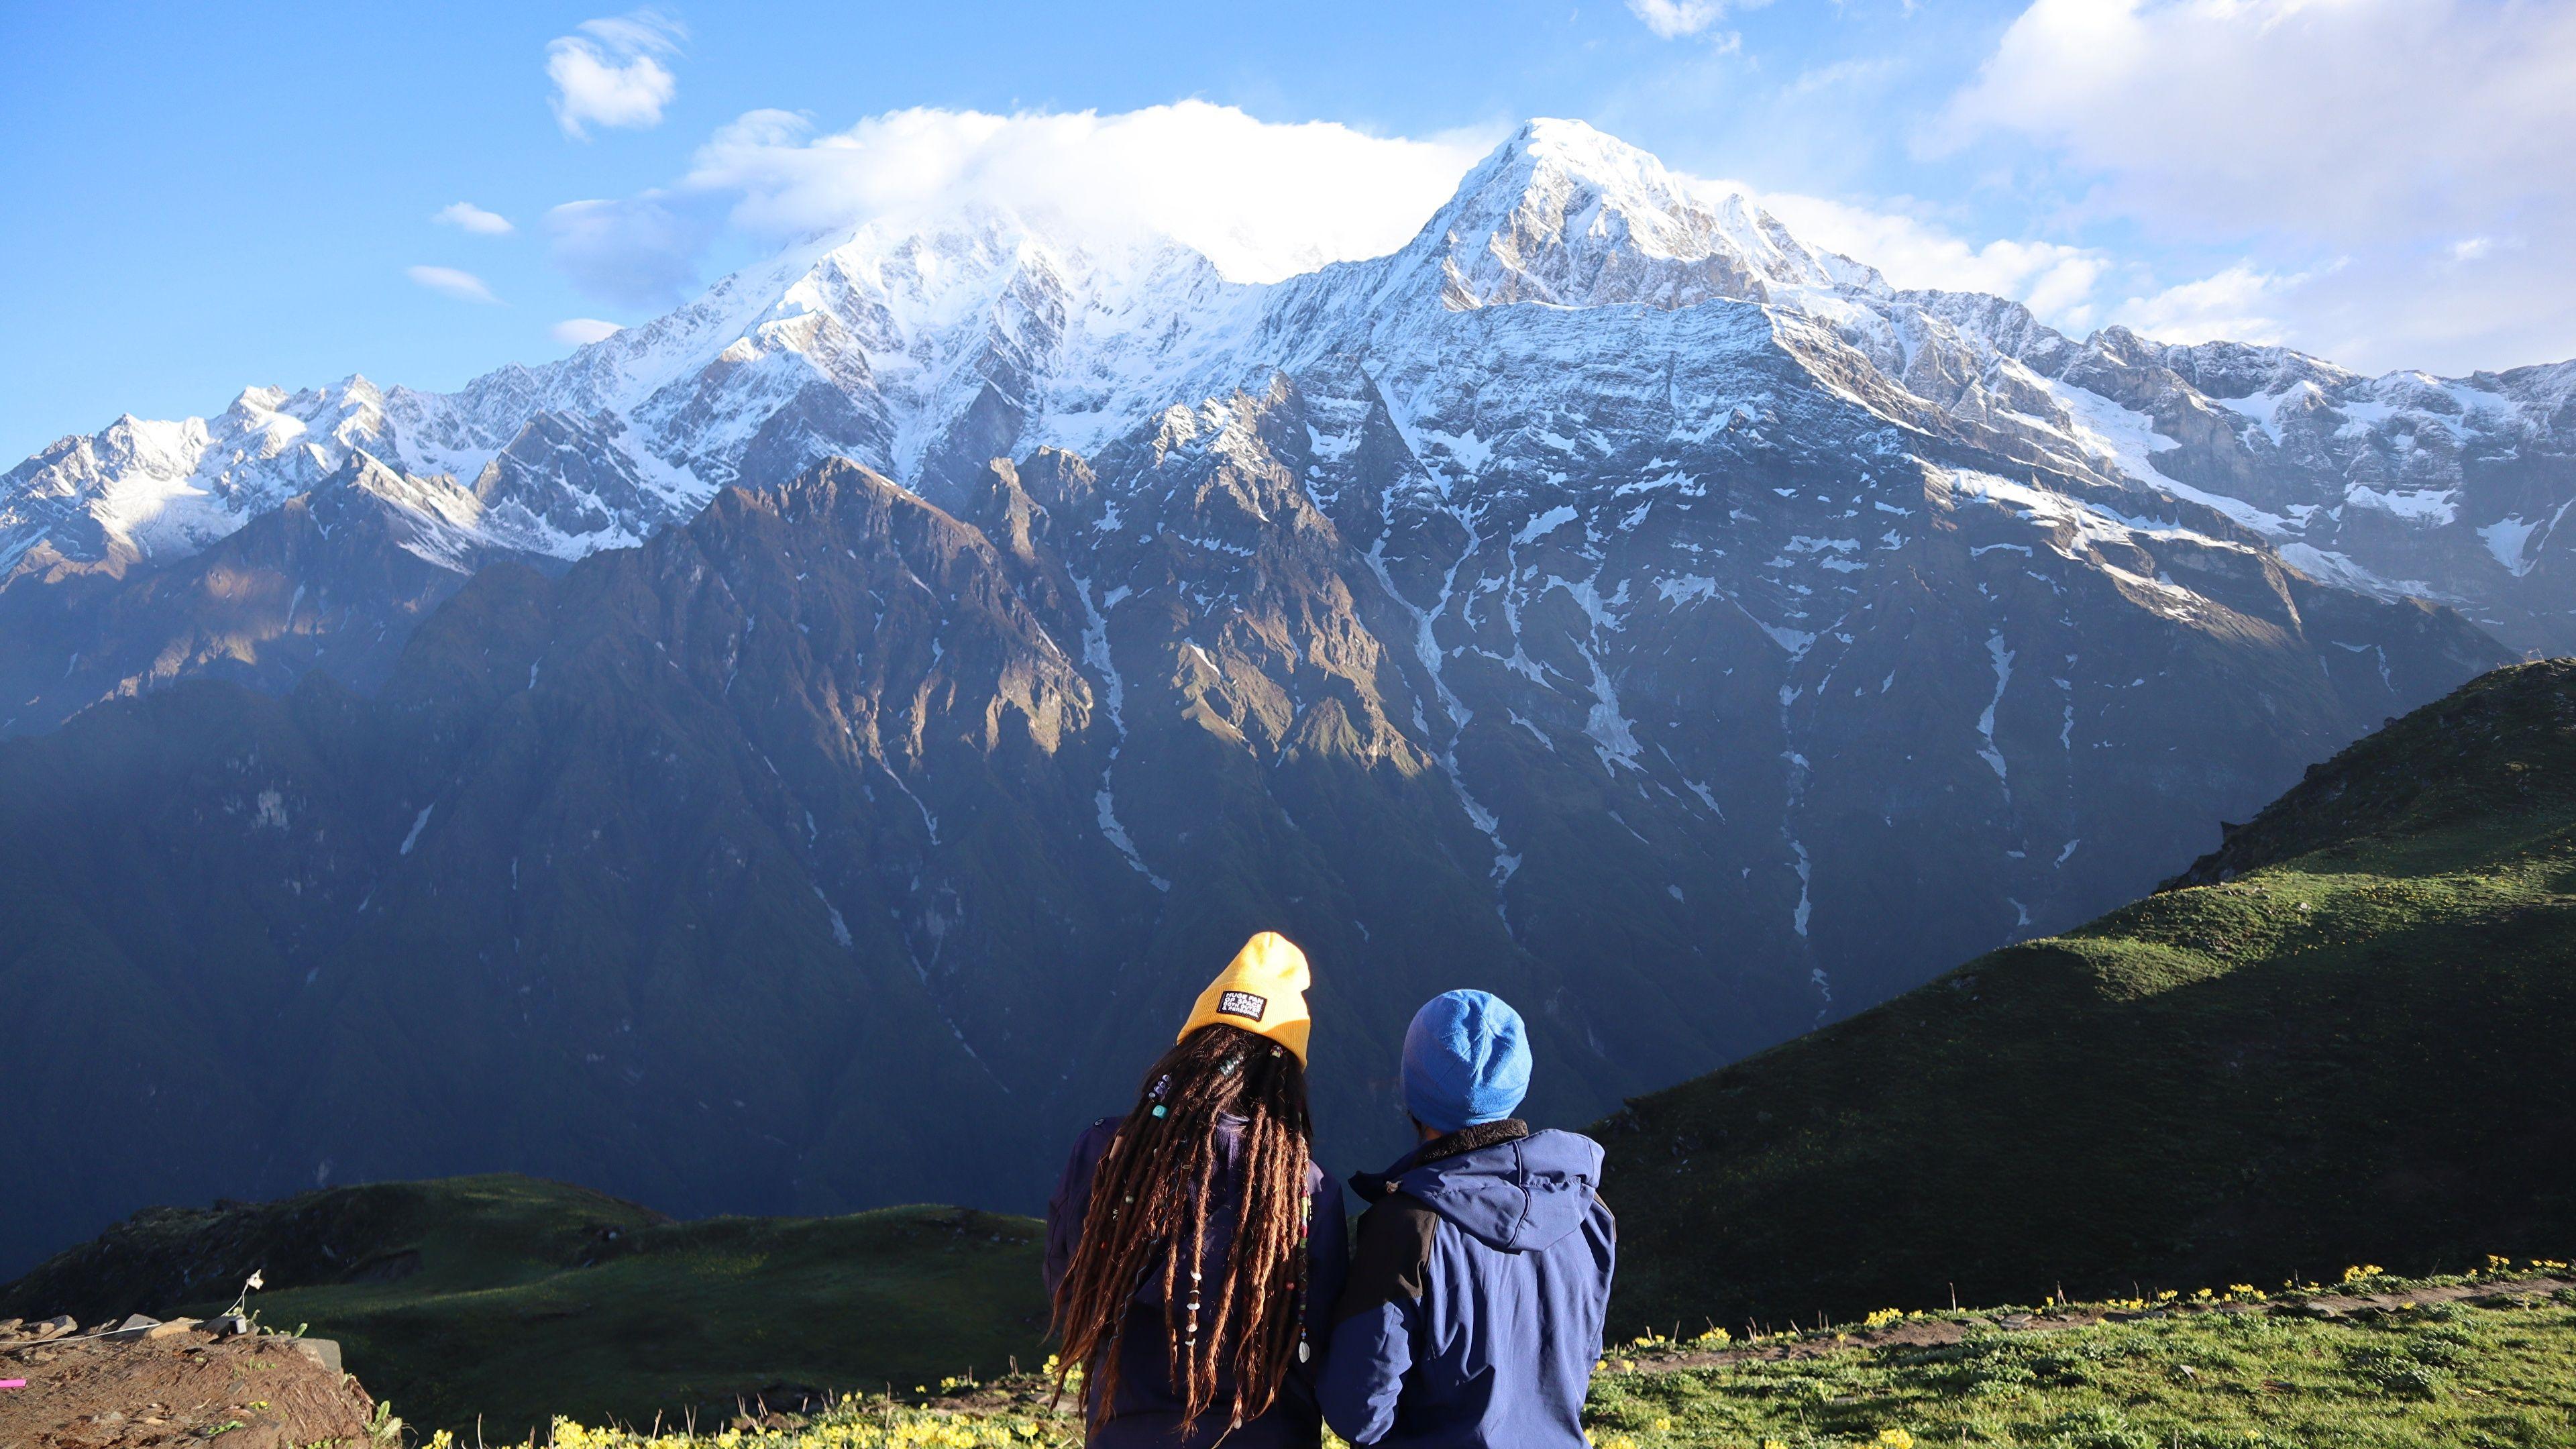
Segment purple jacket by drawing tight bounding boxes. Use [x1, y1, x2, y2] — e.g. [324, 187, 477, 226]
[1318, 1121, 1615, 1448]
[1044, 1114, 1352, 1449]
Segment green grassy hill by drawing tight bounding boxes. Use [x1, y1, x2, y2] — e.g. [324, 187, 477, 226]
[1600, 660, 2576, 1338]
[0, 1175, 1049, 1440]
[523, 1267, 2576, 1449]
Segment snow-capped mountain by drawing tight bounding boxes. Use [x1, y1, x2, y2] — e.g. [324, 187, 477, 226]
[0, 119, 2543, 1271]
[14, 122, 2565, 649]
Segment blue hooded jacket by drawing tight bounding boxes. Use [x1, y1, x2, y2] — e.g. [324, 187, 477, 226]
[1318, 1121, 1615, 1448]
[1045, 1114, 1351, 1449]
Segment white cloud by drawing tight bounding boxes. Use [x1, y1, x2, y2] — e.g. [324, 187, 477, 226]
[2114, 262, 2306, 346]
[1938, 0, 2576, 237]
[1625, 0, 1765, 40]
[1929, 0, 2576, 371]
[432, 202, 514, 235]
[547, 9, 684, 140]
[551, 318, 625, 346]
[406, 266, 500, 305]
[551, 101, 1493, 305]
[1749, 188, 2113, 328]
[1627, 0, 1724, 38]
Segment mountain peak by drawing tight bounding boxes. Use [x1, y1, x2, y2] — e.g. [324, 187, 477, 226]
[1503, 116, 1675, 186]
[1412, 117, 1837, 311]
[1461, 117, 1695, 222]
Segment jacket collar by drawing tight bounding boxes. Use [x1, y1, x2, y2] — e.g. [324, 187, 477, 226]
[1350, 1118, 1531, 1201]
[1416, 1118, 1531, 1164]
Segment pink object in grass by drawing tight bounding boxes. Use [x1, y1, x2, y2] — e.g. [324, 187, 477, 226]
[0, 1379, 25, 1389]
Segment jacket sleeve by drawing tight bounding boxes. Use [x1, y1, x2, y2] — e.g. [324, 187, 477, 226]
[1306, 1170, 1352, 1330]
[1319, 1193, 1438, 1445]
[1044, 1118, 1117, 1298]
[1276, 1166, 1354, 1414]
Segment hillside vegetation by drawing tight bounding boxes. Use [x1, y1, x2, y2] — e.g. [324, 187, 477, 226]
[1601, 660, 2576, 1336]
[495, 1268, 2576, 1448]
[0, 1175, 1049, 1440]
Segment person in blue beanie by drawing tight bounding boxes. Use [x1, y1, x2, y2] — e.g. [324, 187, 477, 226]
[1319, 989, 1616, 1448]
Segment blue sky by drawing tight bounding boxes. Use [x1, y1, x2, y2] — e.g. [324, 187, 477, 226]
[5, 0, 2571, 463]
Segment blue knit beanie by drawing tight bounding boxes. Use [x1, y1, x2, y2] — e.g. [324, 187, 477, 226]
[1401, 989, 1532, 1134]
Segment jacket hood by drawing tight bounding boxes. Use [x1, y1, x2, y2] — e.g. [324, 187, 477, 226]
[1385, 1126, 1603, 1253]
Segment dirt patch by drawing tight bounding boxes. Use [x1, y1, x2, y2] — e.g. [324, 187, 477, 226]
[1, 1322, 376, 1449]
[1629, 1277, 2576, 1373]
[2275, 1275, 2573, 1318]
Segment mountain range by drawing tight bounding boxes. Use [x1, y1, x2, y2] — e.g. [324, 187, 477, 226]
[0, 119, 2557, 1275]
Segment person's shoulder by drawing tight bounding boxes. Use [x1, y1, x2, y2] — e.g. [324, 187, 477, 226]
[1069, 1115, 1124, 1160]
[1338, 1191, 1443, 1317]
[1521, 1127, 1607, 1169]
[1356, 1189, 1443, 1241]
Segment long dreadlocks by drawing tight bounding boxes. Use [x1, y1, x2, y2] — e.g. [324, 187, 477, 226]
[1050, 1023, 1316, 1438]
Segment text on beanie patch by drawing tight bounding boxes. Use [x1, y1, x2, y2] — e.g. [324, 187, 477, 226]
[1217, 990, 1269, 1022]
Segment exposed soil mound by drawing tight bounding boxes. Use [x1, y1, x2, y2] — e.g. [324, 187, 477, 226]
[1, 1318, 374, 1449]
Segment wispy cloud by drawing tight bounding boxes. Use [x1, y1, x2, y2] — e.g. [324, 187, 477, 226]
[432, 201, 515, 235]
[547, 9, 686, 140]
[2115, 262, 2302, 346]
[406, 265, 500, 305]
[550, 318, 625, 346]
[544, 194, 715, 309]
[1933, 0, 2576, 238]
[1624, 0, 1766, 40]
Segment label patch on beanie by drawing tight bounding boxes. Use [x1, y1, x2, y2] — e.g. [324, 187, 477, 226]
[1217, 989, 1269, 1022]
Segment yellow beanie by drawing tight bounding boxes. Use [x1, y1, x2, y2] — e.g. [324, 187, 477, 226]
[1178, 931, 1313, 1065]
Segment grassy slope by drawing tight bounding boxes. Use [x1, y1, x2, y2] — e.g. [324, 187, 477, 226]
[521, 1271, 2576, 1448]
[1580, 1277, 2576, 1449]
[0, 1175, 1049, 1440]
[1600, 660, 2576, 1336]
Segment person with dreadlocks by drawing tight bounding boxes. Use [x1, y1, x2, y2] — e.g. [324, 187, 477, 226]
[1044, 932, 1350, 1448]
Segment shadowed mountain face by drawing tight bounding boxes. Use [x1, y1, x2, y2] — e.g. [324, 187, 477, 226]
[0, 432, 2504, 1276]
[0, 121, 2536, 1273]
